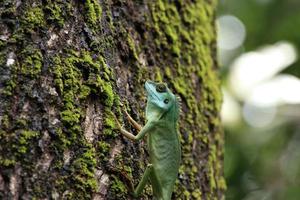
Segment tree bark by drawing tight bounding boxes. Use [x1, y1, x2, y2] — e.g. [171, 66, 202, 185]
[0, 0, 225, 199]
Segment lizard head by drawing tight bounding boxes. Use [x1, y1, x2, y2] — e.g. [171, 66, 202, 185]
[145, 80, 179, 121]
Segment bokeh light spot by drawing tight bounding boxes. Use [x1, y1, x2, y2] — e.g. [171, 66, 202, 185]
[217, 15, 246, 50]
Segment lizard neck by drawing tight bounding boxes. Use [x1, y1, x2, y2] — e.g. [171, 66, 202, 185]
[146, 103, 178, 125]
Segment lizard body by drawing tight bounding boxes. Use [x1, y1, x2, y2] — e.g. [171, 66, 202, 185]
[115, 80, 181, 200]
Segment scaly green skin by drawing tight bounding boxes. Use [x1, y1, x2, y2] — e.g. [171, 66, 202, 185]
[116, 80, 181, 200]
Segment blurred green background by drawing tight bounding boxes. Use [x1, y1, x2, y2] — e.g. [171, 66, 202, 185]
[217, 0, 300, 200]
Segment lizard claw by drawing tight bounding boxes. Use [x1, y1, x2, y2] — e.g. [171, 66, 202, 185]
[123, 109, 131, 118]
[118, 101, 132, 120]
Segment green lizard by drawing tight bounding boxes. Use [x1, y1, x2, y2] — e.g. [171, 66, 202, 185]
[115, 80, 181, 200]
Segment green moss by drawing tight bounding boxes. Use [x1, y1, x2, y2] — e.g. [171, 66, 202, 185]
[22, 6, 45, 28]
[44, 3, 64, 26]
[172, 76, 189, 97]
[79, 85, 91, 99]
[52, 57, 64, 93]
[1, 115, 10, 129]
[164, 66, 172, 78]
[0, 40, 5, 49]
[20, 49, 43, 77]
[53, 127, 71, 149]
[60, 109, 80, 126]
[183, 190, 191, 199]
[104, 114, 115, 129]
[74, 52, 115, 107]
[127, 34, 139, 60]
[81, 51, 101, 71]
[98, 141, 110, 160]
[85, 0, 102, 26]
[192, 189, 202, 199]
[72, 146, 97, 179]
[123, 165, 133, 176]
[96, 77, 115, 107]
[0, 158, 16, 167]
[54, 144, 96, 199]
[1, 77, 16, 96]
[218, 177, 227, 191]
[0, 130, 41, 167]
[16, 118, 27, 128]
[154, 67, 163, 82]
[16, 130, 39, 153]
[110, 175, 128, 198]
[43, 46, 122, 197]
[102, 108, 116, 137]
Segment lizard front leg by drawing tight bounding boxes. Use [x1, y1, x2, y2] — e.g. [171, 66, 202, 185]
[123, 110, 142, 131]
[114, 114, 153, 141]
[114, 114, 136, 140]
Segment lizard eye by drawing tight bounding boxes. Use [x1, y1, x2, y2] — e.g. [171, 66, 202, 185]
[164, 99, 169, 104]
[156, 83, 167, 93]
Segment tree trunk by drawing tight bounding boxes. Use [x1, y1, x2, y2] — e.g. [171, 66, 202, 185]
[0, 0, 225, 199]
